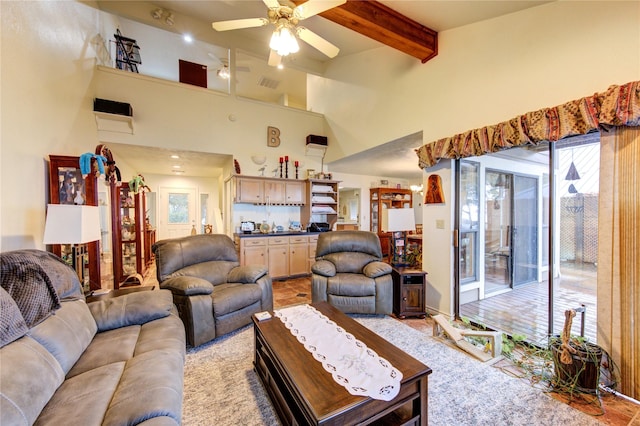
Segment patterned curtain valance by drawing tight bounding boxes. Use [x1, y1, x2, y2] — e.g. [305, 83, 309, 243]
[416, 80, 640, 169]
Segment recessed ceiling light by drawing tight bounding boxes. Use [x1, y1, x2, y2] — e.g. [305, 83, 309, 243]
[170, 155, 180, 159]
[277, 63, 284, 70]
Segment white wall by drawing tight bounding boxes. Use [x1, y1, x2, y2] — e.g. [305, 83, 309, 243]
[0, 1, 327, 251]
[309, 0, 640, 316]
[312, 2, 640, 164]
[1, 1, 107, 250]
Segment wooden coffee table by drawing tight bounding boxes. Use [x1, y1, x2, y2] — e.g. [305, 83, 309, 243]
[253, 302, 432, 426]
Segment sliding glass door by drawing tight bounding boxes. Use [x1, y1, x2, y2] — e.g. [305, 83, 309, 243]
[457, 135, 599, 343]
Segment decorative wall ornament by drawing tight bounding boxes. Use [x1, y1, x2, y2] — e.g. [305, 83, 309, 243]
[425, 174, 445, 204]
[267, 126, 281, 147]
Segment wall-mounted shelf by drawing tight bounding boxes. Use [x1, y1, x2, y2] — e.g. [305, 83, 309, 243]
[94, 111, 134, 134]
[305, 143, 327, 156]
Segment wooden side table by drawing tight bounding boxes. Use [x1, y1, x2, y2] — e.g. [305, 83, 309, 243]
[391, 267, 427, 319]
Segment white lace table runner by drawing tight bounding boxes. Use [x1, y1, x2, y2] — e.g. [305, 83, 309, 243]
[273, 304, 402, 401]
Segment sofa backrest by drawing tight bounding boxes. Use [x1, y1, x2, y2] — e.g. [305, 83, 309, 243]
[0, 249, 96, 426]
[315, 231, 382, 273]
[153, 234, 240, 284]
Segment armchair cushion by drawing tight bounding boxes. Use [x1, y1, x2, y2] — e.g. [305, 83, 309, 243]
[311, 259, 336, 277]
[88, 290, 173, 332]
[160, 276, 214, 296]
[212, 283, 263, 316]
[327, 274, 376, 296]
[363, 261, 393, 279]
[227, 265, 268, 283]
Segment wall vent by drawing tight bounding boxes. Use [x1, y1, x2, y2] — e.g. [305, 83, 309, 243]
[257, 76, 280, 90]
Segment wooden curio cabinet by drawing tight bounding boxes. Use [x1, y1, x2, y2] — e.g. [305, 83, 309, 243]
[47, 155, 101, 292]
[369, 187, 413, 260]
[111, 185, 146, 287]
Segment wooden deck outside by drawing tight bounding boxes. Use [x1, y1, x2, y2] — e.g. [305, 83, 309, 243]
[459, 262, 597, 344]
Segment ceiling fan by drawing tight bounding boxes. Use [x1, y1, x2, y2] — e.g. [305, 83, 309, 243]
[207, 53, 250, 80]
[211, 0, 346, 67]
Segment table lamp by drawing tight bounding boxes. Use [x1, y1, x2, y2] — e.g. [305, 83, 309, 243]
[382, 208, 416, 267]
[43, 204, 101, 291]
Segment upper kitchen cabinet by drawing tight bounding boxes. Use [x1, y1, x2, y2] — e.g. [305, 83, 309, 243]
[231, 176, 305, 206]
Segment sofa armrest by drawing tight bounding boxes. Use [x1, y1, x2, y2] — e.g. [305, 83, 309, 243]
[88, 289, 174, 332]
[160, 276, 214, 296]
[227, 265, 268, 283]
[311, 260, 336, 277]
[363, 261, 392, 278]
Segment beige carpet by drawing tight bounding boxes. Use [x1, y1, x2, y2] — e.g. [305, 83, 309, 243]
[182, 314, 601, 426]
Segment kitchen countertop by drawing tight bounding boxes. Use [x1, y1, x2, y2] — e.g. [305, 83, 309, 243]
[235, 231, 324, 238]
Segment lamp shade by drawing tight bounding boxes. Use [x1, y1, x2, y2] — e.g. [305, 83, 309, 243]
[43, 204, 101, 245]
[382, 208, 416, 233]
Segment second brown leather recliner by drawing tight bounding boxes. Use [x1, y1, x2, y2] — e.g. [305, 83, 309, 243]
[153, 234, 273, 347]
[311, 230, 393, 314]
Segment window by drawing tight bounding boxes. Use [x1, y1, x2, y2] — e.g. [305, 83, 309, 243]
[168, 193, 189, 224]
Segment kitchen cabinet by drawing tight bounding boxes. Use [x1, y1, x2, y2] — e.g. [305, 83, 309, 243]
[236, 177, 265, 204]
[370, 187, 413, 261]
[307, 234, 319, 273]
[239, 237, 268, 267]
[268, 237, 289, 279]
[284, 181, 305, 204]
[232, 176, 306, 206]
[236, 234, 319, 278]
[288, 235, 309, 276]
[302, 179, 340, 230]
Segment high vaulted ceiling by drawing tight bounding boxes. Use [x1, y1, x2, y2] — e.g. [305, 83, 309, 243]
[96, 1, 552, 180]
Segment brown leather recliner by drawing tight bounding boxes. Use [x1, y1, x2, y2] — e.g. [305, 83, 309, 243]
[153, 234, 273, 347]
[311, 230, 393, 314]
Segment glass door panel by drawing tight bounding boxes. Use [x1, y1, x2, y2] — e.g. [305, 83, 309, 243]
[513, 175, 538, 286]
[484, 171, 512, 294]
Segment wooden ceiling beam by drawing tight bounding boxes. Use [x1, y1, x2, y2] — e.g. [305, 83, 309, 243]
[295, 0, 438, 63]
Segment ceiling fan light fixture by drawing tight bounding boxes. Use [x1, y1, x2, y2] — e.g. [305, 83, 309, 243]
[269, 22, 299, 56]
[217, 65, 231, 80]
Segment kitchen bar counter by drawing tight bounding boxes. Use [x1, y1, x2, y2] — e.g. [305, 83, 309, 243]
[234, 231, 324, 238]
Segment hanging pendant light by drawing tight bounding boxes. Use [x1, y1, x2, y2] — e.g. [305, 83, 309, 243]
[565, 161, 581, 181]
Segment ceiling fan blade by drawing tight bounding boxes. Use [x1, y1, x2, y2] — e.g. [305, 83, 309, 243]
[268, 49, 282, 67]
[212, 17, 268, 32]
[263, 0, 281, 10]
[294, 0, 346, 20]
[297, 27, 340, 58]
[207, 53, 223, 66]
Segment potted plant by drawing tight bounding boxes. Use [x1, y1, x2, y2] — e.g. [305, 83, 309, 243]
[549, 310, 603, 394]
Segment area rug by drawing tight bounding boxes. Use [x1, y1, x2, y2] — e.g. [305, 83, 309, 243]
[183, 315, 601, 425]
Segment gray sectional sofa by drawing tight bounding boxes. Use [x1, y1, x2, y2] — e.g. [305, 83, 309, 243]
[0, 249, 186, 425]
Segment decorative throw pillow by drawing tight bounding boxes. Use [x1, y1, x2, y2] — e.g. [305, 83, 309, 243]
[0, 287, 28, 347]
[0, 252, 61, 328]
